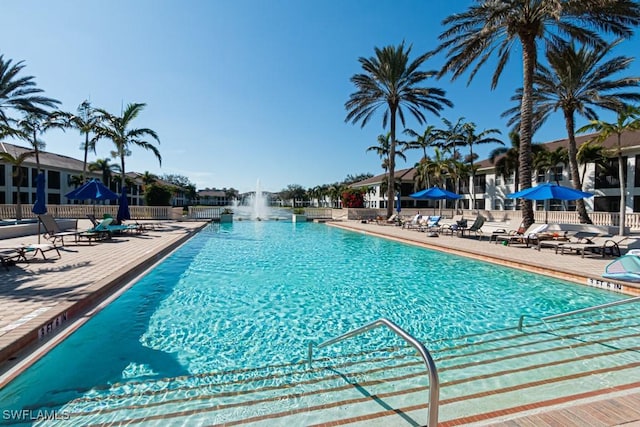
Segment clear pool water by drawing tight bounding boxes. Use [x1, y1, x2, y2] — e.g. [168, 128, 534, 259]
[0, 221, 626, 415]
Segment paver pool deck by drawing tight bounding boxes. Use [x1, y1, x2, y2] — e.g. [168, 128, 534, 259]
[0, 218, 638, 426]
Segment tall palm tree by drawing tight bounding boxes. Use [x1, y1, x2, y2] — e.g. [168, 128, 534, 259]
[441, 117, 502, 209]
[577, 106, 640, 236]
[0, 150, 34, 221]
[66, 100, 102, 179]
[95, 103, 161, 190]
[436, 0, 640, 228]
[504, 39, 640, 223]
[345, 42, 452, 218]
[0, 55, 60, 133]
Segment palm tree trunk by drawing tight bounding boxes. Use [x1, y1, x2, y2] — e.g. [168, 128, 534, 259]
[518, 35, 536, 227]
[33, 128, 41, 173]
[120, 152, 126, 192]
[564, 111, 592, 224]
[387, 107, 397, 218]
[82, 132, 89, 178]
[617, 134, 626, 236]
[470, 144, 475, 210]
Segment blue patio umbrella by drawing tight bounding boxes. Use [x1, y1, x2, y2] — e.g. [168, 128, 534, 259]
[65, 179, 119, 201]
[506, 182, 593, 201]
[396, 192, 402, 214]
[507, 182, 594, 222]
[32, 172, 47, 243]
[117, 187, 131, 224]
[409, 186, 463, 200]
[410, 186, 462, 215]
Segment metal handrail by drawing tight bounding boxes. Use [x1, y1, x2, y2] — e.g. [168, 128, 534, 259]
[518, 295, 640, 331]
[307, 318, 439, 427]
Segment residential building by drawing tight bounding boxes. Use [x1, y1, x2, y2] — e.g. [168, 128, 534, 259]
[352, 131, 640, 214]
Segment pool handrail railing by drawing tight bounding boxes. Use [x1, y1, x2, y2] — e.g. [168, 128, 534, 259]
[518, 295, 640, 331]
[307, 317, 439, 427]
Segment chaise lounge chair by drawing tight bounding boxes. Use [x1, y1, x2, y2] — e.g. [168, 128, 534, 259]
[560, 235, 628, 258]
[38, 213, 84, 246]
[440, 214, 464, 235]
[458, 215, 485, 239]
[491, 222, 548, 247]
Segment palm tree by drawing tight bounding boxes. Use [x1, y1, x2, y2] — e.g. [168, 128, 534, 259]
[436, 0, 640, 228]
[66, 100, 102, 179]
[504, 39, 640, 223]
[441, 118, 502, 209]
[345, 42, 452, 218]
[577, 106, 640, 236]
[576, 140, 607, 187]
[366, 132, 408, 173]
[14, 110, 66, 172]
[490, 131, 521, 196]
[68, 174, 84, 189]
[534, 146, 569, 186]
[141, 170, 158, 189]
[88, 157, 119, 187]
[403, 125, 443, 162]
[0, 150, 34, 220]
[0, 55, 60, 133]
[95, 103, 161, 190]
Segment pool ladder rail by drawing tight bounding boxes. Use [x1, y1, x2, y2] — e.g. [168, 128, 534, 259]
[307, 317, 439, 427]
[518, 295, 640, 331]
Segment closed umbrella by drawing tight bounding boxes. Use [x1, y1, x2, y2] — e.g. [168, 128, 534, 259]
[32, 172, 47, 243]
[396, 192, 402, 214]
[117, 187, 131, 224]
[507, 182, 594, 223]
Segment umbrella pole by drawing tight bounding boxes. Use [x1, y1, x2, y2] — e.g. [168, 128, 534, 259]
[38, 217, 41, 243]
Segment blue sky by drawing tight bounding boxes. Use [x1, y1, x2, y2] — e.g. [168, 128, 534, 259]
[2, 1, 639, 193]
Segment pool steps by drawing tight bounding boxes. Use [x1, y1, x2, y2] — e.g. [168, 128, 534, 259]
[32, 305, 640, 426]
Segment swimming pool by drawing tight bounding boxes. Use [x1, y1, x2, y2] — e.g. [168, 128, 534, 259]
[0, 221, 635, 425]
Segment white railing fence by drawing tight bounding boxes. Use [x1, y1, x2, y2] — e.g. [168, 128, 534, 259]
[0, 204, 175, 220]
[5, 204, 638, 230]
[342, 208, 640, 231]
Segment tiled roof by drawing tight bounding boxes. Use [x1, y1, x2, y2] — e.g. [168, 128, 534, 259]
[0, 141, 86, 170]
[351, 167, 417, 187]
[476, 130, 640, 170]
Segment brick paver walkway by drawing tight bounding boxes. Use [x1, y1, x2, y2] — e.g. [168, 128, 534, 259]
[0, 220, 206, 379]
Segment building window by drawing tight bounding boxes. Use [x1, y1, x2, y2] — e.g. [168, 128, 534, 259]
[48, 193, 60, 205]
[551, 166, 564, 182]
[12, 166, 28, 187]
[505, 174, 514, 185]
[635, 155, 640, 187]
[594, 196, 619, 212]
[48, 171, 61, 189]
[504, 199, 515, 210]
[537, 170, 546, 183]
[0, 165, 4, 186]
[474, 174, 486, 194]
[595, 157, 626, 189]
[31, 168, 38, 188]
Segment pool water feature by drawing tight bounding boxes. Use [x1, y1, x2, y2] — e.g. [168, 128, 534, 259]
[0, 221, 638, 426]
